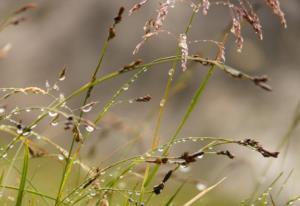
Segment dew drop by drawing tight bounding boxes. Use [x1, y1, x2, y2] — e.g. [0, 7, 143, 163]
[0, 107, 6, 114]
[7, 196, 15, 201]
[168, 68, 175, 76]
[51, 121, 59, 126]
[17, 128, 23, 134]
[197, 154, 204, 159]
[159, 99, 166, 107]
[30, 124, 37, 129]
[13, 111, 20, 115]
[196, 183, 207, 191]
[128, 197, 134, 203]
[45, 80, 50, 89]
[89, 189, 97, 197]
[82, 106, 92, 113]
[59, 76, 66, 81]
[58, 154, 65, 161]
[81, 102, 97, 113]
[118, 182, 126, 189]
[48, 111, 58, 117]
[179, 165, 190, 173]
[85, 125, 95, 133]
[59, 94, 65, 102]
[122, 84, 129, 91]
[53, 84, 59, 91]
[23, 131, 31, 136]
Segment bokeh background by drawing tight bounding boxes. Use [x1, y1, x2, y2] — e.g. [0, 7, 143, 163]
[0, 0, 299, 205]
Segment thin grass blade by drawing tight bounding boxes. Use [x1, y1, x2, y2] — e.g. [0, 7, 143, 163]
[183, 177, 226, 206]
[15, 143, 29, 206]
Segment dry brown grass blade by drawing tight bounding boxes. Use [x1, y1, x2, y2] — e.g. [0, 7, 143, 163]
[183, 177, 226, 206]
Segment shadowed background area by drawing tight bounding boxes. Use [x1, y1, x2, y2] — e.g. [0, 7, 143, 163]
[0, 0, 299, 205]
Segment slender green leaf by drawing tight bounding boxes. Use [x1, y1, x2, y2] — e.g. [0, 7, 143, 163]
[0, 170, 4, 185]
[15, 143, 29, 206]
[145, 66, 215, 187]
[165, 181, 186, 206]
[183, 177, 226, 206]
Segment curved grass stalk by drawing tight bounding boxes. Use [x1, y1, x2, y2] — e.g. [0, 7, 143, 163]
[59, 135, 257, 205]
[284, 195, 300, 206]
[64, 38, 111, 195]
[0, 57, 186, 157]
[144, 65, 216, 188]
[0, 56, 230, 139]
[54, 140, 76, 206]
[94, 67, 148, 124]
[0, 125, 91, 172]
[0, 52, 260, 159]
[1, 52, 246, 205]
[57, 67, 149, 205]
[140, 4, 201, 203]
[4, 58, 174, 160]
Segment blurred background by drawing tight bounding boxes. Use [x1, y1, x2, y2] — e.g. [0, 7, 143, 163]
[0, 0, 299, 205]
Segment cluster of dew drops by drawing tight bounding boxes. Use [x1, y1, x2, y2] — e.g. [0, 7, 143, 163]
[141, 136, 208, 191]
[0, 72, 98, 162]
[0, 67, 210, 204]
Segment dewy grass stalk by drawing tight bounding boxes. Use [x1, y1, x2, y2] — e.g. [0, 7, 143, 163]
[140, 4, 200, 202]
[0, 0, 294, 205]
